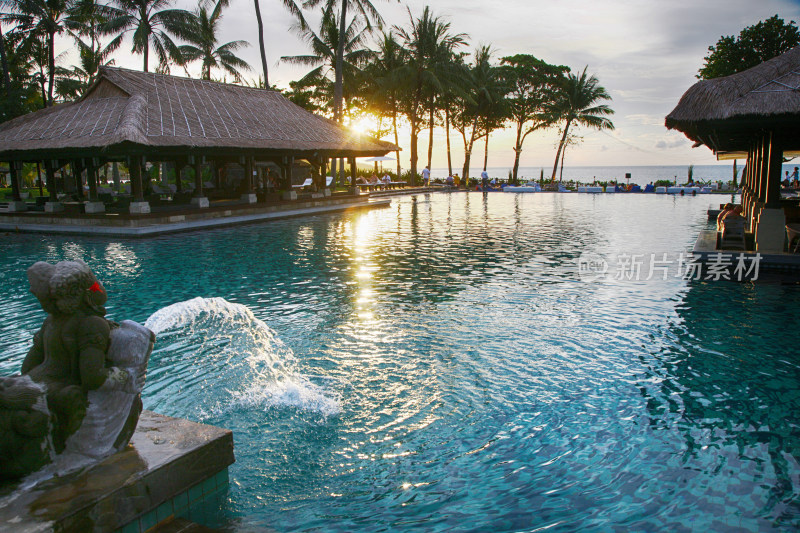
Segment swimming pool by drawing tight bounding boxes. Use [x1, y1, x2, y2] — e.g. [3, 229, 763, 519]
[2, 192, 798, 531]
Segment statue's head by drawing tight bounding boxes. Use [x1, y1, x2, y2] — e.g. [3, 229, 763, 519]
[27, 259, 107, 316]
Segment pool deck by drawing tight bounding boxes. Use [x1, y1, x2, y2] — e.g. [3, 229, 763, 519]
[0, 194, 393, 238]
[693, 229, 800, 275]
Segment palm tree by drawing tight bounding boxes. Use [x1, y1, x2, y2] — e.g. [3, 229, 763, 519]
[104, 0, 194, 73]
[281, 3, 372, 119]
[500, 54, 568, 183]
[0, 21, 43, 118]
[452, 46, 503, 183]
[302, 0, 387, 123]
[1, 0, 70, 106]
[0, 21, 12, 97]
[252, 0, 305, 86]
[394, 6, 466, 182]
[549, 67, 614, 181]
[362, 30, 405, 177]
[179, 0, 250, 81]
[64, 0, 122, 92]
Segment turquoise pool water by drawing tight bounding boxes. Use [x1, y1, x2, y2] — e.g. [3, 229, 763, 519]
[2, 192, 799, 531]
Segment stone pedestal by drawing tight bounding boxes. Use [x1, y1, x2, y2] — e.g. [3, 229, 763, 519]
[84, 201, 105, 214]
[311, 192, 324, 199]
[323, 188, 332, 197]
[44, 201, 64, 213]
[282, 191, 297, 201]
[755, 207, 786, 253]
[129, 201, 151, 214]
[0, 411, 234, 533]
[5, 200, 27, 212]
[240, 193, 257, 204]
[190, 197, 209, 208]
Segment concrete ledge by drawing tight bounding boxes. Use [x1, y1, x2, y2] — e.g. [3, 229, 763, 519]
[190, 197, 209, 209]
[240, 193, 257, 204]
[3, 201, 27, 212]
[0, 198, 391, 237]
[129, 201, 151, 214]
[0, 411, 234, 533]
[44, 202, 64, 213]
[84, 201, 105, 214]
[281, 191, 297, 201]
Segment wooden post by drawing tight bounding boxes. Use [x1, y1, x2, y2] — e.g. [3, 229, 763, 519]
[45, 160, 57, 202]
[192, 156, 203, 197]
[244, 156, 253, 192]
[86, 158, 99, 201]
[764, 131, 782, 208]
[759, 134, 770, 205]
[130, 156, 144, 201]
[36, 162, 43, 197]
[72, 160, 85, 199]
[175, 160, 183, 193]
[9, 161, 21, 201]
[349, 156, 356, 191]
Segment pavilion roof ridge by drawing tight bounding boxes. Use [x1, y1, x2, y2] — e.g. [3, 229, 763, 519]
[0, 68, 399, 159]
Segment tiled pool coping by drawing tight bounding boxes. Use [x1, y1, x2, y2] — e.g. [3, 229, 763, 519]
[0, 411, 234, 532]
[0, 196, 391, 237]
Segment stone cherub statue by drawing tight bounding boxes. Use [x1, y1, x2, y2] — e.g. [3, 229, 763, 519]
[0, 259, 154, 480]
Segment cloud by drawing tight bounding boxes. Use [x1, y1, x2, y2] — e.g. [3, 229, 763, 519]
[625, 114, 667, 126]
[655, 139, 691, 149]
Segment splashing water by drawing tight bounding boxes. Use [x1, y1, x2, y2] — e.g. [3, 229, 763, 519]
[143, 297, 340, 419]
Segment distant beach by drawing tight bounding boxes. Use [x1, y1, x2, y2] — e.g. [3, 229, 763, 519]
[429, 164, 800, 184]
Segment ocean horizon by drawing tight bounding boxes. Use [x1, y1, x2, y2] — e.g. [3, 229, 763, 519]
[419, 164, 800, 184]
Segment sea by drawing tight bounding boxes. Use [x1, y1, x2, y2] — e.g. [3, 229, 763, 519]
[428, 164, 800, 184]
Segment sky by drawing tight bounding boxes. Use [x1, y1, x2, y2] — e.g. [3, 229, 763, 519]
[56, 0, 800, 172]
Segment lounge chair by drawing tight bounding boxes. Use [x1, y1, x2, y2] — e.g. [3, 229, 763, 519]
[720, 217, 747, 250]
[292, 178, 313, 190]
[786, 223, 800, 253]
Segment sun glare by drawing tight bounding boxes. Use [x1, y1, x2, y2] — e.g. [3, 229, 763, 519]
[349, 116, 376, 136]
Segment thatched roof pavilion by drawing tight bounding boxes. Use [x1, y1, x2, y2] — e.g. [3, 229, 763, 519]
[0, 67, 398, 213]
[666, 45, 800, 252]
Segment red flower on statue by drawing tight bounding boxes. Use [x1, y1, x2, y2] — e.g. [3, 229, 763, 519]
[88, 282, 104, 293]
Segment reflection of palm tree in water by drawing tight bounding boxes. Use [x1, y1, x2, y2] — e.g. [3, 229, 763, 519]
[641, 281, 800, 517]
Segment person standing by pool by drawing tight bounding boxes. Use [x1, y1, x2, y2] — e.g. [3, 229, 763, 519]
[422, 166, 430, 187]
[792, 167, 799, 184]
[481, 170, 489, 189]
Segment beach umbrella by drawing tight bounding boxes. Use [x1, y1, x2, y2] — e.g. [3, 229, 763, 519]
[361, 156, 396, 172]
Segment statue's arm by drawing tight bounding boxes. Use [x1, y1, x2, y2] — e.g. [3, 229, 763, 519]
[77, 317, 128, 391]
[20, 328, 45, 374]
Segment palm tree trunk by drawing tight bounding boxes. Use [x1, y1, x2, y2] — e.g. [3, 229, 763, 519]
[559, 143, 566, 182]
[551, 120, 571, 181]
[393, 111, 401, 178]
[512, 122, 523, 184]
[334, 0, 348, 123]
[483, 133, 489, 172]
[426, 97, 434, 169]
[462, 116, 480, 183]
[39, 75, 46, 108]
[0, 24, 12, 98]
[410, 124, 418, 186]
[47, 30, 55, 106]
[143, 41, 149, 72]
[253, 0, 269, 86]
[445, 108, 452, 178]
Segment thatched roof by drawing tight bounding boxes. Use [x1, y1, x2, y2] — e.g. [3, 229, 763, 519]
[0, 67, 398, 160]
[665, 45, 800, 153]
